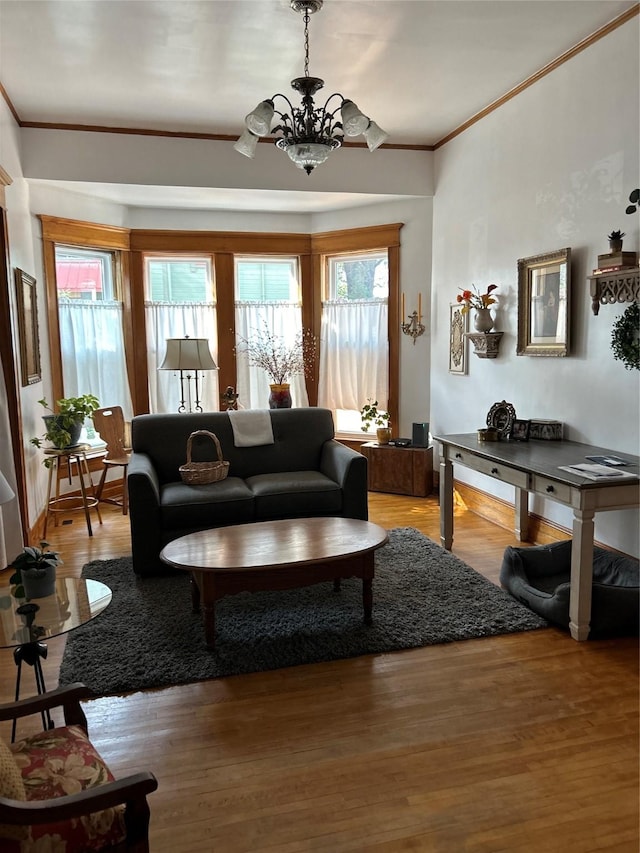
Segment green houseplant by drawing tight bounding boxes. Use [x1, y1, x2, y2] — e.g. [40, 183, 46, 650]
[360, 399, 392, 444]
[6, 541, 63, 599]
[31, 395, 100, 456]
[607, 230, 625, 251]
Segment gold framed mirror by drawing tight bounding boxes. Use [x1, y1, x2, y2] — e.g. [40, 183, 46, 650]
[517, 248, 571, 357]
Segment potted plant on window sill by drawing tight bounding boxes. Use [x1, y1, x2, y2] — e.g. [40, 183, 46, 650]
[31, 395, 100, 461]
[5, 541, 63, 599]
[360, 399, 392, 445]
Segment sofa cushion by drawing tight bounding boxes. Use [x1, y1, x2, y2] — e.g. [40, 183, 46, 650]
[161, 477, 255, 528]
[247, 471, 342, 519]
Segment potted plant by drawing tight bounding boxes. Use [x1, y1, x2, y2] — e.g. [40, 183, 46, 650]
[6, 541, 63, 599]
[456, 284, 499, 332]
[31, 395, 100, 457]
[608, 230, 625, 252]
[235, 322, 317, 408]
[360, 399, 392, 444]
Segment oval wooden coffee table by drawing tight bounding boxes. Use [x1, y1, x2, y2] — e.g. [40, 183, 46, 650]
[160, 517, 389, 649]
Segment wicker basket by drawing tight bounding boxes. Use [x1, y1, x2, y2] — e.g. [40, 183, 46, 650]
[179, 430, 229, 485]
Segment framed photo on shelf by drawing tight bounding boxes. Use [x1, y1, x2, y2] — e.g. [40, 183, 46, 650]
[449, 303, 468, 374]
[510, 419, 531, 441]
[517, 247, 571, 357]
[15, 267, 41, 386]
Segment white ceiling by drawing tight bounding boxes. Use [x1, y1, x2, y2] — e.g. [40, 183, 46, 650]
[1, 0, 636, 212]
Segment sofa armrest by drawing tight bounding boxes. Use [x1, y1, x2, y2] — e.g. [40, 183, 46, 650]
[127, 452, 163, 576]
[320, 440, 368, 520]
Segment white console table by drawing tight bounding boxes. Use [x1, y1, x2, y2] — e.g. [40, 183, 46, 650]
[434, 433, 639, 641]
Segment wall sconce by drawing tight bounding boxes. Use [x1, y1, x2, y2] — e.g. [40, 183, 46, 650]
[159, 336, 218, 412]
[401, 292, 425, 344]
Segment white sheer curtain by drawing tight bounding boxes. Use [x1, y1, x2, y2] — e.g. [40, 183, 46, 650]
[58, 300, 133, 420]
[146, 301, 219, 413]
[318, 300, 388, 410]
[235, 301, 309, 409]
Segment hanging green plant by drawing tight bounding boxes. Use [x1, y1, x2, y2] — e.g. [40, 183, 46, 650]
[611, 302, 640, 371]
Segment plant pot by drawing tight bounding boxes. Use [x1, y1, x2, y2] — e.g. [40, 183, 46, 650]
[473, 308, 494, 333]
[609, 239, 623, 252]
[268, 384, 292, 409]
[376, 427, 392, 445]
[22, 566, 57, 599]
[43, 415, 83, 448]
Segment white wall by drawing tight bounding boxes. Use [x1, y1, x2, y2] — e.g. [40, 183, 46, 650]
[431, 21, 640, 555]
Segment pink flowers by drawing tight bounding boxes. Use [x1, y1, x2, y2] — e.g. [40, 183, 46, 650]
[456, 284, 498, 314]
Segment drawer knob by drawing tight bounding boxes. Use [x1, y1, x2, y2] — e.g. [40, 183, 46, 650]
[546, 485, 555, 493]
[455, 452, 462, 459]
[491, 467, 499, 474]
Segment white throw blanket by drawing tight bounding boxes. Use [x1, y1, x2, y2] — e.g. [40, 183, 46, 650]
[227, 409, 275, 447]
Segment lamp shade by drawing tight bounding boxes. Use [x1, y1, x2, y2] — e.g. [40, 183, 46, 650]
[245, 100, 275, 137]
[0, 471, 14, 505]
[159, 338, 218, 371]
[233, 128, 259, 159]
[340, 100, 370, 137]
[363, 120, 389, 151]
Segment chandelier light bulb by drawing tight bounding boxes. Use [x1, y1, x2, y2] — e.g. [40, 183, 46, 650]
[233, 0, 388, 174]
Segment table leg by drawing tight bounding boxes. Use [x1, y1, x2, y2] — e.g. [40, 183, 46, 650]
[439, 454, 454, 550]
[202, 603, 216, 649]
[42, 460, 56, 539]
[515, 487, 530, 541]
[569, 509, 595, 641]
[12, 642, 53, 742]
[190, 574, 201, 612]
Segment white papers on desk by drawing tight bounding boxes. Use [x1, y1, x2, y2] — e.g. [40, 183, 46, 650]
[558, 463, 637, 481]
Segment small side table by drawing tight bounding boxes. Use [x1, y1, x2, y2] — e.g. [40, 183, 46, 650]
[361, 442, 434, 497]
[43, 445, 103, 537]
[0, 577, 112, 740]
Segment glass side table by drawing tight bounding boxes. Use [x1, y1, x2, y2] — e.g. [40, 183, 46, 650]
[0, 577, 112, 740]
[43, 444, 103, 537]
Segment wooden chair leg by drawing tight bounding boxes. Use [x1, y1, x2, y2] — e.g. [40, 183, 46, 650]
[96, 465, 108, 501]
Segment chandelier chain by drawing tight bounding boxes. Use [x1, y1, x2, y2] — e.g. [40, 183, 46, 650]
[304, 9, 310, 77]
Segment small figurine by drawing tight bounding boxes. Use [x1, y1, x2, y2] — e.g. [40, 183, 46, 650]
[221, 386, 239, 410]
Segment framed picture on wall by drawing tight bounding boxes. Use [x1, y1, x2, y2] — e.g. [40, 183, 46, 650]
[15, 268, 41, 386]
[517, 247, 571, 357]
[449, 303, 468, 374]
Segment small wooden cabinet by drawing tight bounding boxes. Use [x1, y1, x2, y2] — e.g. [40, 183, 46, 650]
[361, 442, 433, 497]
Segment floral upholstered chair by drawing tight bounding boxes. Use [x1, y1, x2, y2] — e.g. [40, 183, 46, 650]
[0, 683, 157, 852]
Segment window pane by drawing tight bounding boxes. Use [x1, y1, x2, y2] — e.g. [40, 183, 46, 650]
[328, 253, 388, 301]
[55, 247, 133, 419]
[146, 259, 212, 302]
[55, 247, 115, 301]
[235, 257, 298, 302]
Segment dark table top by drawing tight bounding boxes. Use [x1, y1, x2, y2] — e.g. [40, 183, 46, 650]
[433, 433, 640, 489]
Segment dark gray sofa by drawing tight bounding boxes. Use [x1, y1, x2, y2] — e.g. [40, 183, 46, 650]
[127, 408, 368, 576]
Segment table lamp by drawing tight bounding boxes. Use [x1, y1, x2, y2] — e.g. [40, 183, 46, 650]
[159, 336, 218, 413]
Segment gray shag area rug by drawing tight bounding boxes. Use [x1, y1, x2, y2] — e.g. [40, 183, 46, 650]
[59, 527, 547, 697]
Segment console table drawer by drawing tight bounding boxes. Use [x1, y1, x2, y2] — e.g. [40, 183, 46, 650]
[531, 475, 573, 503]
[450, 448, 529, 489]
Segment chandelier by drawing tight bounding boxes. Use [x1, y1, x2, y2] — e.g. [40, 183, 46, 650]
[234, 0, 388, 175]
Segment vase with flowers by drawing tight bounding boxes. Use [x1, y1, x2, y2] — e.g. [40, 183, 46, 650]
[456, 284, 499, 332]
[236, 322, 317, 408]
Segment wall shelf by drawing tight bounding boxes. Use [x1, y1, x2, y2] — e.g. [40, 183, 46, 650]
[588, 268, 640, 316]
[465, 331, 503, 358]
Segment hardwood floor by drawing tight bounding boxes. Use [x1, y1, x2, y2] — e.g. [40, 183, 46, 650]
[1, 494, 638, 852]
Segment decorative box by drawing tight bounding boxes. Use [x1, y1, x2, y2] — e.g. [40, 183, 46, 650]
[529, 420, 563, 441]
